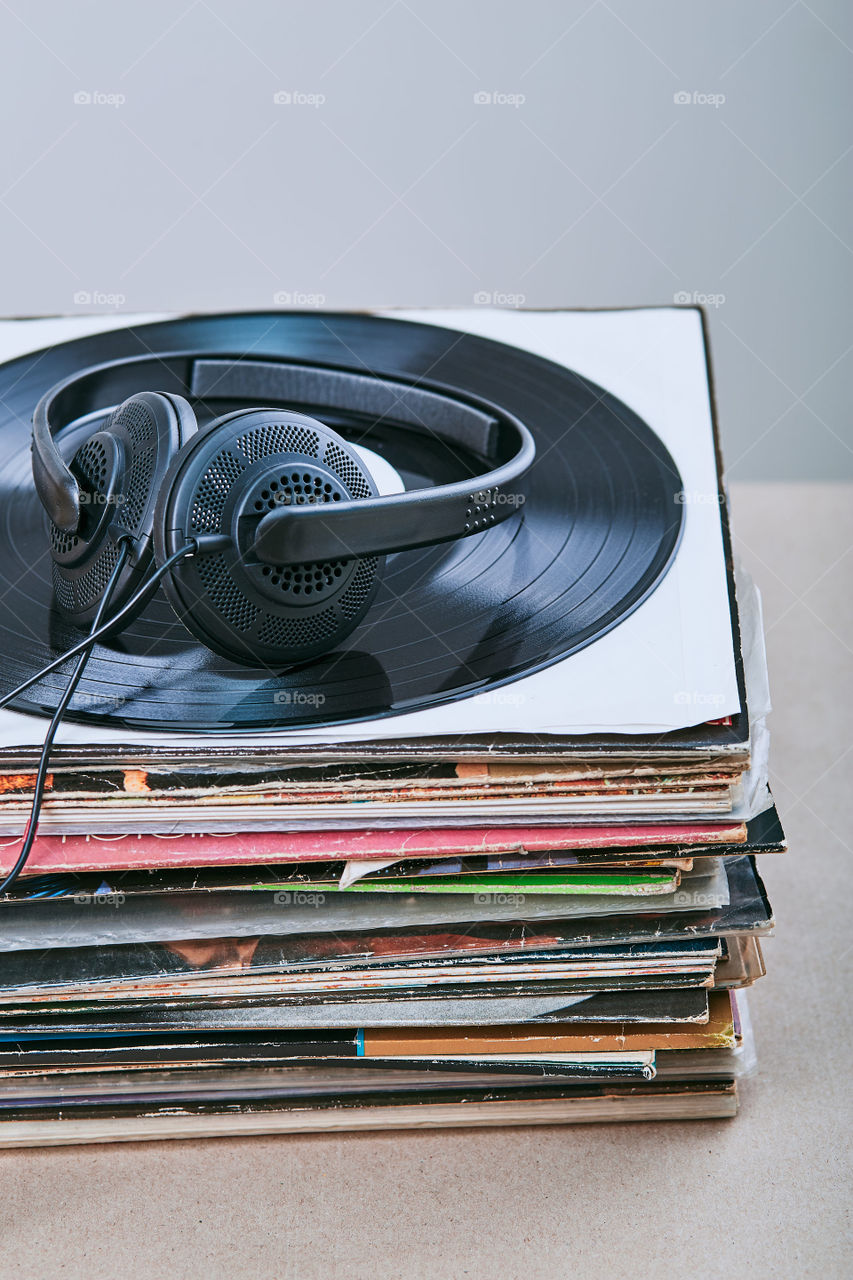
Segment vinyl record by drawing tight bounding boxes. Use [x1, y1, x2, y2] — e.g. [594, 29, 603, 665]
[0, 312, 684, 731]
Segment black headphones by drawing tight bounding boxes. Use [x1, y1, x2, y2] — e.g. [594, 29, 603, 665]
[32, 355, 535, 667]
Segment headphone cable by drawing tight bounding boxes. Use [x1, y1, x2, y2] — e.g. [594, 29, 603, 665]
[0, 539, 194, 894]
[0, 542, 196, 713]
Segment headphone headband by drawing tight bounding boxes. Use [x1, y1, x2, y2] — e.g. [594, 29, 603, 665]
[33, 354, 535, 558]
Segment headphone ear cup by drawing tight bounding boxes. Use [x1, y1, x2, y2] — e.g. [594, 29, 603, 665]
[48, 392, 197, 628]
[153, 408, 386, 668]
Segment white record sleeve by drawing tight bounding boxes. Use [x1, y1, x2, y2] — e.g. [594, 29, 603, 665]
[0, 306, 740, 749]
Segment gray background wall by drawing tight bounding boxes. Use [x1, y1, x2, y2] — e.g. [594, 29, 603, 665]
[0, 0, 849, 479]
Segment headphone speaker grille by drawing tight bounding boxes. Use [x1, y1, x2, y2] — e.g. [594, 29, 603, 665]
[157, 409, 385, 665]
[323, 439, 373, 498]
[190, 449, 246, 534]
[196, 554, 259, 633]
[47, 392, 194, 628]
[238, 422, 320, 463]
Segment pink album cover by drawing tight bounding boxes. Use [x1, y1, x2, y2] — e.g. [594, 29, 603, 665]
[3, 822, 747, 877]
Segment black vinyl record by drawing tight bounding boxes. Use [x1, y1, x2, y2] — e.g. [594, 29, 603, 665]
[0, 312, 684, 731]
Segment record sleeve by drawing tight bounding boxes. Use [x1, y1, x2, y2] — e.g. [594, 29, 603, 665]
[0, 307, 746, 763]
[0, 819, 750, 879]
[0, 1080, 739, 1146]
[0, 862, 731, 951]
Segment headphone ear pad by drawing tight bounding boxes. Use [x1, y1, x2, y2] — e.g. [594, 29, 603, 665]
[153, 408, 386, 668]
[48, 392, 197, 628]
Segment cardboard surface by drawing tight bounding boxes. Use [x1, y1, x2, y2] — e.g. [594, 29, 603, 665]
[0, 483, 849, 1279]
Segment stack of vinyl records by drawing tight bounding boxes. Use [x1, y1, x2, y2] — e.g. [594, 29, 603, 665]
[0, 306, 782, 1146]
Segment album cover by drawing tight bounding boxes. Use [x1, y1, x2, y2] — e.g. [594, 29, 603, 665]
[0, 993, 713, 1075]
[359, 991, 737, 1057]
[2, 853, 698, 901]
[0, 856, 772, 968]
[0, 947, 721, 1014]
[714, 937, 766, 988]
[0, 1035, 750, 1103]
[0, 308, 747, 762]
[0, 861, 733, 952]
[0, 818, 751, 879]
[0, 1080, 740, 1148]
[0, 930, 722, 997]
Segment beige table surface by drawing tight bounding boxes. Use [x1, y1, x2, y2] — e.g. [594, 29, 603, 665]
[1, 483, 850, 1280]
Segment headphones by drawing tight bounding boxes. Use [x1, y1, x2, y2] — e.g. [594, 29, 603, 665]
[32, 355, 535, 668]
